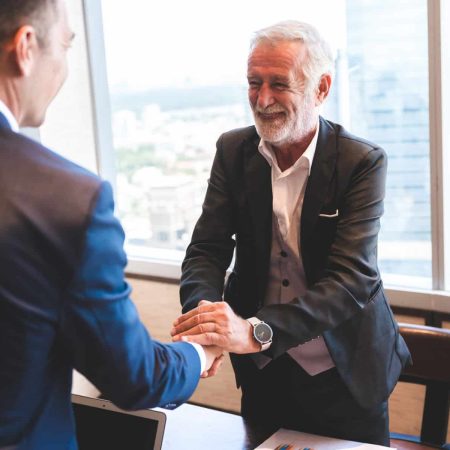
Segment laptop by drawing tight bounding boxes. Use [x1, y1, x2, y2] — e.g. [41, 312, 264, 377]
[71, 394, 166, 450]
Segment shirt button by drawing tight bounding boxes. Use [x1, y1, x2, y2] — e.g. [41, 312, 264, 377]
[282, 279, 290, 287]
[280, 250, 288, 257]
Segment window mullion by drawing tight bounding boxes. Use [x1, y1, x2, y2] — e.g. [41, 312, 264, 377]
[82, 0, 117, 189]
[428, 0, 445, 290]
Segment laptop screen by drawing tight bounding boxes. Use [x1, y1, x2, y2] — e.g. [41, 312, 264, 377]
[72, 395, 165, 450]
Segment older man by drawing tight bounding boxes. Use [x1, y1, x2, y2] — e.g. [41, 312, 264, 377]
[172, 21, 411, 446]
[0, 1, 221, 448]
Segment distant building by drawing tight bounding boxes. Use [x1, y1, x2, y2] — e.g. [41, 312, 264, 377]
[113, 110, 139, 147]
[346, 0, 430, 283]
[147, 175, 205, 250]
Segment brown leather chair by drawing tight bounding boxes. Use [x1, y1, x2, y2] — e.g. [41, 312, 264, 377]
[390, 323, 450, 449]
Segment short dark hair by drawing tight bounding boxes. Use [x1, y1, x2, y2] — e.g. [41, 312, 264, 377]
[0, 0, 58, 47]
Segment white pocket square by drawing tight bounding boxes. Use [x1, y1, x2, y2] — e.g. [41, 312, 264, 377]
[319, 209, 339, 218]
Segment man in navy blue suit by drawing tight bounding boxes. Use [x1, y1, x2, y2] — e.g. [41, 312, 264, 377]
[0, 1, 222, 448]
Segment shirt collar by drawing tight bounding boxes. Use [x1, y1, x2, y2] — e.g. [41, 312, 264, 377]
[0, 100, 19, 133]
[258, 119, 320, 176]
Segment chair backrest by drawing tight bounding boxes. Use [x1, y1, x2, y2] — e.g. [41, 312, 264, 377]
[396, 323, 450, 448]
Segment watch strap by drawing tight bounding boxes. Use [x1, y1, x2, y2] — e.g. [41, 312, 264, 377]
[247, 317, 261, 327]
[247, 317, 272, 351]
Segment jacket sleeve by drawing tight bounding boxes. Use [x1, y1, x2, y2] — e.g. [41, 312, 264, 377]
[61, 181, 200, 410]
[180, 133, 237, 313]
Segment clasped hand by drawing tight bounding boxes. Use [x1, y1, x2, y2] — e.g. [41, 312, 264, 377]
[171, 300, 260, 377]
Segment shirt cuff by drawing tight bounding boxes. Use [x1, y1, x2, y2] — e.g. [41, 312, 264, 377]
[187, 342, 206, 374]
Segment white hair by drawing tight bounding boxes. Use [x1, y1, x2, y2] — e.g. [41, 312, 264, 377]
[250, 20, 334, 94]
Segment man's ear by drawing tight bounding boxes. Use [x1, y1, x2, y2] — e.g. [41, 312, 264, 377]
[315, 73, 332, 106]
[6, 25, 38, 77]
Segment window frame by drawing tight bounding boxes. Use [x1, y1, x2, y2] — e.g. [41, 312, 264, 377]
[82, 0, 450, 312]
[429, 0, 446, 291]
[82, 0, 116, 189]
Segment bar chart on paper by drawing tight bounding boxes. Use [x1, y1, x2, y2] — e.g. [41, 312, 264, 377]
[255, 429, 395, 450]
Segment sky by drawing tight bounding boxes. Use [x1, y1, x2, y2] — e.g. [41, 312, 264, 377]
[100, 0, 346, 91]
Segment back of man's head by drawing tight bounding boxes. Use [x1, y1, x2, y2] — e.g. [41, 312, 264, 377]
[0, 0, 71, 128]
[0, 0, 58, 49]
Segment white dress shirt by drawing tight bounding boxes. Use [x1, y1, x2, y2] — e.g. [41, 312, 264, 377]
[190, 342, 206, 374]
[0, 100, 19, 132]
[255, 123, 335, 375]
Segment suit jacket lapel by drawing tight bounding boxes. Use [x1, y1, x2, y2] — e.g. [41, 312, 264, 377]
[243, 131, 272, 295]
[301, 117, 337, 243]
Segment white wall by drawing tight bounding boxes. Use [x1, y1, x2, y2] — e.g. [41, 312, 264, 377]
[39, 0, 98, 173]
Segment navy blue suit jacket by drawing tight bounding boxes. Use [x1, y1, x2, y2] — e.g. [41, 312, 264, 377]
[0, 114, 200, 449]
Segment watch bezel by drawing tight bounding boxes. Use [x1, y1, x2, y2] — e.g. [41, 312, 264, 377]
[253, 322, 273, 345]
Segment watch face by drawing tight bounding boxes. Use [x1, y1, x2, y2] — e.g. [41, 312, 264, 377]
[254, 322, 273, 344]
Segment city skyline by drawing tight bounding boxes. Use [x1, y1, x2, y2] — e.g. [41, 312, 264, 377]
[101, 0, 431, 289]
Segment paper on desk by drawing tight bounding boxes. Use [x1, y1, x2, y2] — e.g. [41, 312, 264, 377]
[255, 428, 395, 450]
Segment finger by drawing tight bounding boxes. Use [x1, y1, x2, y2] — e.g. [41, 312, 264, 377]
[172, 322, 219, 341]
[198, 299, 213, 306]
[172, 302, 218, 327]
[180, 333, 228, 348]
[171, 311, 224, 336]
[206, 355, 225, 377]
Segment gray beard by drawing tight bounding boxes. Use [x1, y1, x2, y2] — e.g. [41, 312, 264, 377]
[253, 109, 317, 146]
[252, 92, 317, 146]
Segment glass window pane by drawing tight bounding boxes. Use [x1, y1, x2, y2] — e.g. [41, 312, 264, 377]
[100, 0, 431, 289]
[345, 0, 430, 289]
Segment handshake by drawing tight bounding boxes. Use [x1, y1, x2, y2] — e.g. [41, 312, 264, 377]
[170, 300, 261, 378]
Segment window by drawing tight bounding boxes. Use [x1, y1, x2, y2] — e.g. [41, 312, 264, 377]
[83, 0, 448, 296]
[98, 0, 346, 275]
[345, 0, 431, 289]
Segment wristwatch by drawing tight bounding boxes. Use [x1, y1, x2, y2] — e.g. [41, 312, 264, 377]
[247, 317, 273, 351]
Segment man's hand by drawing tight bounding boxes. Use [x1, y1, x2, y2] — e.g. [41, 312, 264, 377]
[171, 300, 260, 354]
[202, 347, 225, 378]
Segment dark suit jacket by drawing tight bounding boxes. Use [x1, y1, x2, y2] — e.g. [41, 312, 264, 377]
[180, 117, 411, 410]
[0, 114, 200, 450]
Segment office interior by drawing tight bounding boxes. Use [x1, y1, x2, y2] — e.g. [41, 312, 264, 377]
[30, 0, 450, 445]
